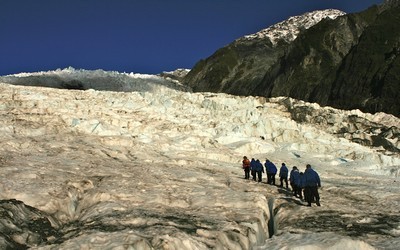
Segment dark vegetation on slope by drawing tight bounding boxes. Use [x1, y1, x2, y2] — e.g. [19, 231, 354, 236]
[183, 2, 400, 117]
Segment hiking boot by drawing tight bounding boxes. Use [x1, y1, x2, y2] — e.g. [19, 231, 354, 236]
[316, 201, 321, 206]
[307, 203, 311, 207]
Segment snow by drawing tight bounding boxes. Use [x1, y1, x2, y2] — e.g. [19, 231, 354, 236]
[0, 68, 399, 249]
[241, 9, 346, 45]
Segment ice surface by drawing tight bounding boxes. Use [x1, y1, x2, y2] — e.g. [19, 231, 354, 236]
[0, 68, 399, 249]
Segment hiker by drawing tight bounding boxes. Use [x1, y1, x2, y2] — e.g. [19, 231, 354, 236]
[250, 158, 257, 181]
[265, 159, 277, 185]
[303, 164, 321, 206]
[289, 166, 301, 198]
[297, 172, 304, 200]
[242, 156, 251, 179]
[279, 163, 289, 188]
[254, 159, 264, 182]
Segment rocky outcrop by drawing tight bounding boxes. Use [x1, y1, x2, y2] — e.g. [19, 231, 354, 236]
[183, 3, 400, 117]
[272, 97, 400, 155]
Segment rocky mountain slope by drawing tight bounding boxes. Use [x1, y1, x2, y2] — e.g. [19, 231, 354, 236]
[183, 1, 400, 117]
[183, 9, 344, 95]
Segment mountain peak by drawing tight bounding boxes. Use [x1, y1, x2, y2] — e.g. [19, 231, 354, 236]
[240, 9, 346, 45]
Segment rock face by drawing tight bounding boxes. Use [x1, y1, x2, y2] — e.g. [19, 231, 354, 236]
[183, 2, 400, 117]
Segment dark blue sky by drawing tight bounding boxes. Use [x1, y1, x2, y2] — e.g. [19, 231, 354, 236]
[0, 0, 383, 76]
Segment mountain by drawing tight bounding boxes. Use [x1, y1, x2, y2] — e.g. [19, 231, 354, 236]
[0, 69, 399, 249]
[183, 9, 345, 95]
[183, 2, 400, 117]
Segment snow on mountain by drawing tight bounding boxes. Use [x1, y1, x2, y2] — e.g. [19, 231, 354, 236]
[0, 69, 399, 249]
[241, 9, 346, 45]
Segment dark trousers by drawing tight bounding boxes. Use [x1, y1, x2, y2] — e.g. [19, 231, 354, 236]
[244, 168, 250, 179]
[295, 186, 303, 199]
[304, 186, 320, 205]
[291, 182, 302, 198]
[257, 171, 262, 182]
[267, 173, 276, 185]
[280, 177, 288, 188]
[290, 181, 295, 192]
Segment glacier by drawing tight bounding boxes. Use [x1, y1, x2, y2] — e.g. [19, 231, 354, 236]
[0, 68, 399, 249]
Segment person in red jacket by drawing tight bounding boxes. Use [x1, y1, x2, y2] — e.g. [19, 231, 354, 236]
[242, 156, 251, 179]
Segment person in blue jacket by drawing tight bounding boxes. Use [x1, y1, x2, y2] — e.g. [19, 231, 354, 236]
[250, 158, 257, 181]
[289, 166, 301, 198]
[303, 164, 321, 206]
[265, 159, 277, 185]
[297, 172, 304, 200]
[279, 163, 289, 188]
[254, 159, 264, 182]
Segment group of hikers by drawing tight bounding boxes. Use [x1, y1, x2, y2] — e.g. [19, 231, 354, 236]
[242, 156, 321, 207]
